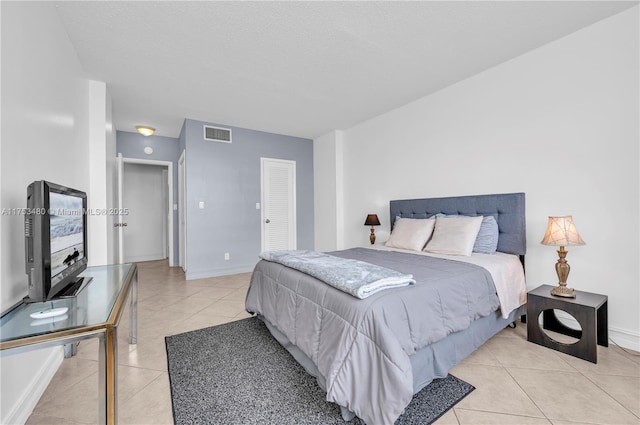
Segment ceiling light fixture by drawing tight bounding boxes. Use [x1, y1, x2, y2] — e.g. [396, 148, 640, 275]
[136, 126, 155, 136]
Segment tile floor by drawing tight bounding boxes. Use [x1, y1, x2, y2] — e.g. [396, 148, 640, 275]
[26, 260, 640, 425]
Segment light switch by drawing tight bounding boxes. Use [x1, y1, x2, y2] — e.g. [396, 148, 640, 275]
[255, 203, 261, 210]
[198, 201, 205, 209]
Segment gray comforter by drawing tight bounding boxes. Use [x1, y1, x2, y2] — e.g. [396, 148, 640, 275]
[259, 250, 415, 298]
[245, 248, 500, 424]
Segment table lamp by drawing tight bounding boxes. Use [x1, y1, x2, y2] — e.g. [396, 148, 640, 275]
[364, 214, 381, 244]
[541, 215, 585, 298]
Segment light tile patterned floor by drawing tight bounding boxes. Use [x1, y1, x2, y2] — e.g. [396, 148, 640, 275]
[26, 260, 640, 425]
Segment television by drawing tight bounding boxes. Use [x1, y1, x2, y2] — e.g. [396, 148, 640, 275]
[24, 180, 89, 303]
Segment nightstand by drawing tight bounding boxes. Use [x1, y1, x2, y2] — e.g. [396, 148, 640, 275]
[527, 284, 608, 363]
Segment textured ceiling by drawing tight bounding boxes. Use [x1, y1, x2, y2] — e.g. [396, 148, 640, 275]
[55, 1, 637, 139]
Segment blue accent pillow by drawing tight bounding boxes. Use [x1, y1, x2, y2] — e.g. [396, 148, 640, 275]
[433, 214, 499, 254]
[473, 216, 499, 254]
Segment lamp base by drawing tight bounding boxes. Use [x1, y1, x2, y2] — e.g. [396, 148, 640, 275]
[550, 285, 576, 298]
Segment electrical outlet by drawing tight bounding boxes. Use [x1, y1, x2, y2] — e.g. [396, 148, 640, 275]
[224, 253, 230, 261]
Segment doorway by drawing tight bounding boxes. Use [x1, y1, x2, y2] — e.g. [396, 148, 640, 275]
[116, 157, 174, 265]
[123, 163, 167, 262]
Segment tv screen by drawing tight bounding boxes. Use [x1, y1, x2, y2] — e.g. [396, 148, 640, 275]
[49, 192, 85, 286]
[25, 181, 88, 302]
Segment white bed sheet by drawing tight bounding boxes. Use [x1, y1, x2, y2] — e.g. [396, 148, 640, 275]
[368, 245, 527, 318]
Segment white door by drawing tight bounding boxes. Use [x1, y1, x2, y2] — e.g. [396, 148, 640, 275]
[261, 158, 296, 252]
[122, 163, 167, 262]
[178, 151, 186, 271]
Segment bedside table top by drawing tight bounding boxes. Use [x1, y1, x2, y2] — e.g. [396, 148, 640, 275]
[528, 285, 607, 309]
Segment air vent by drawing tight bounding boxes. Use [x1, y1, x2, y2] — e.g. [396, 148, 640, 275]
[204, 125, 232, 143]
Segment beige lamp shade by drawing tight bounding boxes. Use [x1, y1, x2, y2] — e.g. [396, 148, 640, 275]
[541, 216, 585, 247]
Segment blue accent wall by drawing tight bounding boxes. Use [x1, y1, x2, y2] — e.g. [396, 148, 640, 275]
[116, 131, 180, 263]
[183, 119, 314, 279]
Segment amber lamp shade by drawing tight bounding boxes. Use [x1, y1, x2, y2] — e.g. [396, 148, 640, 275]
[364, 214, 381, 245]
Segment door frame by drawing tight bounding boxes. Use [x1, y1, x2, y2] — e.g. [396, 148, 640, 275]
[117, 153, 124, 263]
[161, 168, 169, 259]
[178, 150, 187, 272]
[120, 157, 174, 267]
[260, 157, 297, 252]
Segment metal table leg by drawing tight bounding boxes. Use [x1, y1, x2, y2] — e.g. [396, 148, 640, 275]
[98, 326, 118, 425]
[129, 271, 137, 345]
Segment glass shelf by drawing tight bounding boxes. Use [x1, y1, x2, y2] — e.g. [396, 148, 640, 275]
[0, 263, 137, 425]
[1, 264, 132, 343]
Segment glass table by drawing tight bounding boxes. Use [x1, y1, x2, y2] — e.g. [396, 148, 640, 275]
[0, 263, 138, 425]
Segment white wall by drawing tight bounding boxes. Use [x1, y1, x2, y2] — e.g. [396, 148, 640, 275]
[318, 7, 639, 349]
[88, 80, 115, 266]
[1, 3, 90, 309]
[0, 3, 110, 423]
[313, 130, 345, 251]
[105, 91, 118, 264]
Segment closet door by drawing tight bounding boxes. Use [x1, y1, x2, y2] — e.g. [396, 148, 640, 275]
[261, 158, 296, 252]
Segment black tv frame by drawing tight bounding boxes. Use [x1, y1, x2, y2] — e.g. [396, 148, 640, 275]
[24, 180, 88, 303]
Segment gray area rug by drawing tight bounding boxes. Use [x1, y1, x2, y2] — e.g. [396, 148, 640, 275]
[165, 317, 474, 425]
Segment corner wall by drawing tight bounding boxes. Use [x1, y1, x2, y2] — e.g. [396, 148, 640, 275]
[182, 119, 314, 279]
[88, 80, 114, 266]
[313, 130, 344, 251]
[330, 7, 640, 349]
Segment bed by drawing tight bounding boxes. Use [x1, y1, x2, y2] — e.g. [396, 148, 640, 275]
[245, 192, 527, 424]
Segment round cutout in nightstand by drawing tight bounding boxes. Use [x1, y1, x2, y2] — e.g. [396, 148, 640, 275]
[538, 309, 581, 345]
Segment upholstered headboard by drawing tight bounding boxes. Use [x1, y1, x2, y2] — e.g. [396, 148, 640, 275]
[389, 192, 526, 256]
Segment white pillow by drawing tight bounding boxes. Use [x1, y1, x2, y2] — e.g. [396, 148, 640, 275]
[385, 218, 436, 251]
[424, 216, 483, 256]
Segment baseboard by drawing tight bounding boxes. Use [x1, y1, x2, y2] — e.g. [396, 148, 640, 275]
[608, 326, 640, 352]
[186, 264, 255, 280]
[125, 254, 166, 263]
[2, 347, 63, 425]
[549, 310, 640, 352]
